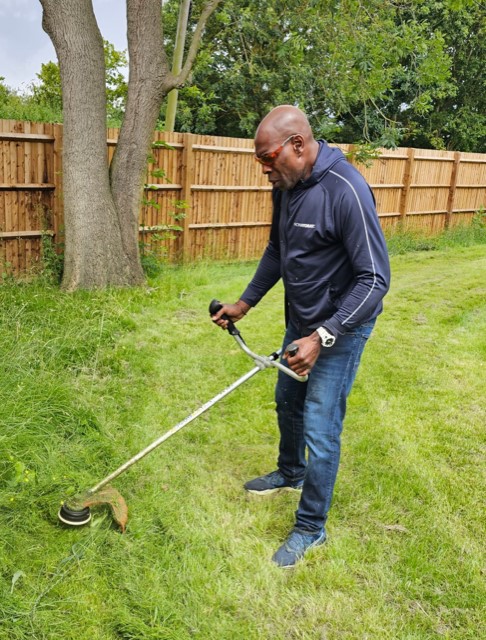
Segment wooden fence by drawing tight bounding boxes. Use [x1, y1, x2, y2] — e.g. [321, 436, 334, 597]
[1, 119, 486, 275]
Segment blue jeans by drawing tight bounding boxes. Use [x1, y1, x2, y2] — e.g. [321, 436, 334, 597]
[275, 320, 376, 534]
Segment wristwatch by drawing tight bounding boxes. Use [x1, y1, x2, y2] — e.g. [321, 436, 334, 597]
[316, 326, 336, 348]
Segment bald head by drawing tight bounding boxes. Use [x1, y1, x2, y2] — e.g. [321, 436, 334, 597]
[254, 105, 319, 190]
[256, 105, 314, 143]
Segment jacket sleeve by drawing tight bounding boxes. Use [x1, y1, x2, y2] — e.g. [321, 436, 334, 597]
[239, 190, 282, 306]
[323, 176, 391, 336]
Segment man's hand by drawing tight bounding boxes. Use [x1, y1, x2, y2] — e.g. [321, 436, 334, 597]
[284, 333, 321, 376]
[210, 300, 250, 330]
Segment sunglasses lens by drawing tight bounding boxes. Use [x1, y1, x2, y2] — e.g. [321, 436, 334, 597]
[255, 137, 291, 165]
[256, 153, 274, 165]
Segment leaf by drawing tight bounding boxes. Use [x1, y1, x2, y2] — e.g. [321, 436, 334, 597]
[152, 140, 175, 150]
[150, 168, 170, 180]
[10, 570, 26, 594]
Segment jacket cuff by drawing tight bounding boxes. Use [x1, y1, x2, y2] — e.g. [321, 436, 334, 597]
[321, 319, 343, 337]
[239, 291, 261, 308]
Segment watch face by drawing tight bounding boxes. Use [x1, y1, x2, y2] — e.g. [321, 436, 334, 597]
[318, 327, 335, 347]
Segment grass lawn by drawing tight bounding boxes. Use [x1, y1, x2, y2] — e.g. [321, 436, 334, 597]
[0, 244, 484, 639]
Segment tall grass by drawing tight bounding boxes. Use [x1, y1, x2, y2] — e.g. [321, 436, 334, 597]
[0, 244, 484, 639]
[385, 209, 486, 256]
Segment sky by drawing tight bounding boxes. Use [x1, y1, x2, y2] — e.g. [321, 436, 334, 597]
[0, 0, 128, 91]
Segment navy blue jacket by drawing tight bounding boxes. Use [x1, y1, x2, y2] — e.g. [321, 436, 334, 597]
[240, 141, 391, 337]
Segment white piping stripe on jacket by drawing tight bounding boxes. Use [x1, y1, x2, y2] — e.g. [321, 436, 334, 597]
[329, 169, 378, 325]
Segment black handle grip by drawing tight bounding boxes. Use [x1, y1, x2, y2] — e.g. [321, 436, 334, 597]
[209, 299, 240, 336]
[286, 343, 299, 357]
[209, 299, 223, 316]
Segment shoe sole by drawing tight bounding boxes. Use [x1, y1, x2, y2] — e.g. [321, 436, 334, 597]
[245, 485, 303, 495]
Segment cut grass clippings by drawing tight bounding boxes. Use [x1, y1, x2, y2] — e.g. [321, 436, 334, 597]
[0, 244, 485, 639]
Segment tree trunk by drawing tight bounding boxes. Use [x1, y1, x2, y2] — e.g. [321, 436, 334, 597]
[41, 0, 145, 289]
[109, 0, 173, 271]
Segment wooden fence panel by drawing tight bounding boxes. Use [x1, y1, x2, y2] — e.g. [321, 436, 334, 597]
[356, 147, 408, 234]
[0, 120, 56, 275]
[401, 148, 453, 234]
[180, 134, 273, 261]
[139, 130, 185, 262]
[451, 152, 486, 227]
[1, 120, 485, 276]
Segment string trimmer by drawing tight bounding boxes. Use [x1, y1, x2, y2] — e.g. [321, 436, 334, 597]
[58, 300, 306, 530]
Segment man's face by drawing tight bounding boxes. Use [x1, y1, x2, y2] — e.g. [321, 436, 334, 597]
[254, 132, 303, 191]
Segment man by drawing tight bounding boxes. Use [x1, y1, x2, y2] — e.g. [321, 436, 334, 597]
[211, 105, 390, 568]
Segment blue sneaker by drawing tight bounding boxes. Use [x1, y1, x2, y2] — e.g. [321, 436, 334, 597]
[272, 528, 326, 568]
[244, 470, 304, 495]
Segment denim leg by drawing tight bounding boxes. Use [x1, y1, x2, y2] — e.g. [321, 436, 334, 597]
[275, 323, 307, 482]
[274, 321, 375, 533]
[295, 320, 375, 533]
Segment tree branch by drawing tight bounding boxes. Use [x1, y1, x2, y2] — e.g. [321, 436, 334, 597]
[174, 0, 224, 88]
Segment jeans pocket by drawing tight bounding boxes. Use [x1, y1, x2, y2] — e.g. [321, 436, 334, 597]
[346, 319, 376, 338]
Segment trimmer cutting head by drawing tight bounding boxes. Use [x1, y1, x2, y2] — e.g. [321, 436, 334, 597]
[57, 487, 128, 531]
[58, 502, 91, 526]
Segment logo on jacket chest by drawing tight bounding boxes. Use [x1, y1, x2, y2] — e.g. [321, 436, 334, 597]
[293, 222, 316, 229]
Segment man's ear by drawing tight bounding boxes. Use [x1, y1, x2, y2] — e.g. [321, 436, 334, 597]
[292, 134, 304, 156]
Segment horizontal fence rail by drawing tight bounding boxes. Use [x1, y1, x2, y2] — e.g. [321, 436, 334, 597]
[1, 120, 485, 275]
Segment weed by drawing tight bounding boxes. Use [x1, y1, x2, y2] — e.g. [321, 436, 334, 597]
[40, 230, 64, 283]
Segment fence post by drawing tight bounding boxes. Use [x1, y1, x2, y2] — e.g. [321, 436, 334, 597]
[445, 151, 461, 229]
[180, 132, 195, 262]
[399, 147, 415, 227]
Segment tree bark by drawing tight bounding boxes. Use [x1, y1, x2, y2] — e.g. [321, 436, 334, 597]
[109, 0, 173, 273]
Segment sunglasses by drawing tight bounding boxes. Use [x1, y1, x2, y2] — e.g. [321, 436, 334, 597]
[255, 134, 297, 165]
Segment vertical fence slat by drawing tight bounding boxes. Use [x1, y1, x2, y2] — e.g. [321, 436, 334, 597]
[399, 147, 415, 225]
[180, 133, 195, 261]
[52, 123, 63, 242]
[445, 151, 461, 229]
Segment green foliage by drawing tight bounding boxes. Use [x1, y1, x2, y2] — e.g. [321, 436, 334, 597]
[0, 76, 61, 122]
[162, 84, 219, 133]
[140, 250, 165, 278]
[139, 199, 187, 276]
[345, 142, 382, 167]
[0, 247, 485, 638]
[0, 40, 127, 126]
[389, 1, 486, 151]
[103, 40, 128, 125]
[40, 231, 64, 284]
[32, 61, 62, 115]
